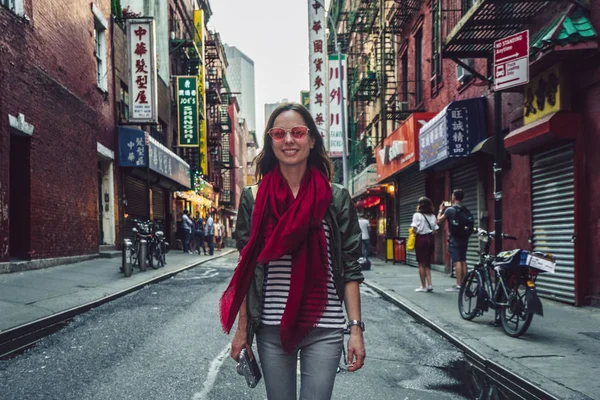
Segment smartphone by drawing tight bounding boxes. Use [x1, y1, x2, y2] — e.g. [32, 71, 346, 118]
[443, 201, 452, 207]
[236, 348, 262, 388]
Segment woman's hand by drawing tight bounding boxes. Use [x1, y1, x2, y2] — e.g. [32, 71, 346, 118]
[346, 328, 366, 372]
[231, 327, 254, 361]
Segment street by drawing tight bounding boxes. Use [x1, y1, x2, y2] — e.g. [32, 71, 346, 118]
[0, 253, 504, 400]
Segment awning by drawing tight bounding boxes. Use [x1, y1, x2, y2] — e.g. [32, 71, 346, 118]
[118, 126, 191, 189]
[419, 97, 487, 171]
[504, 112, 581, 154]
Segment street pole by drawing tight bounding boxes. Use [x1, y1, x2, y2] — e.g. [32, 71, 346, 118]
[493, 90, 503, 254]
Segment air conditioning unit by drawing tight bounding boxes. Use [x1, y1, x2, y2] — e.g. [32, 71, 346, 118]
[456, 59, 474, 82]
[396, 101, 408, 112]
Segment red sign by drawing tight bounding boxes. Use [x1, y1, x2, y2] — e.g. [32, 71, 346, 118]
[493, 30, 529, 91]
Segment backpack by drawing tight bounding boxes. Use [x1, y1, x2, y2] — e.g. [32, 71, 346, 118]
[448, 205, 475, 239]
[194, 218, 204, 234]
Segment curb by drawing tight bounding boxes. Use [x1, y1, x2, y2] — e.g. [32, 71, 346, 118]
[364, 280, 564, 400]
[0, 250, 236, 359]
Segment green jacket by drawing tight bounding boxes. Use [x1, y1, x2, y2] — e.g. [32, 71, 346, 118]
[235, 183, 364, 345]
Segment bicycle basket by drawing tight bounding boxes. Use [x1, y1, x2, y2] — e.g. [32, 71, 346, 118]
[495, 249, 556, 273]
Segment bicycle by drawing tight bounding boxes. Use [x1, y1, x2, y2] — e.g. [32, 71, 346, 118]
[458, 228, 555, 337]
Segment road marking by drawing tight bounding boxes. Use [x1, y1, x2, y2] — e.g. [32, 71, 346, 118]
[173, 268, 219, 280]
[192, 344, 231, 400]
[361, 287, 380, 298]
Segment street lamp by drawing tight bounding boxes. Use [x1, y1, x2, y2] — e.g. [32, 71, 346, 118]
[315, 0, 349, 190]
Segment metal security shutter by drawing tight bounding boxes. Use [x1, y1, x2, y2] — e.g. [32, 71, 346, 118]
[124, 175, 148, 240]
[531, 144, 575, 304]
[451, 163, 480, 269]
[398, 171, 426, 267]
[151, 185, 165, 223]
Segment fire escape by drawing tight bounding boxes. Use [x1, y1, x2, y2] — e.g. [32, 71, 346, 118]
[204, 30, 224, 193]
[347, 0, 380, 178]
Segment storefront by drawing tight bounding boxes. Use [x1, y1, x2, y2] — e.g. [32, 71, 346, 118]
[376, 113, 435, 266]
[118, 126, 191, 243]
[419, 98, 488, 270]
[350, 164, 379, 256]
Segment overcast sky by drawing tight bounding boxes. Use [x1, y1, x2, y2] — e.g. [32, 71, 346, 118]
[208, 0, 326, 148]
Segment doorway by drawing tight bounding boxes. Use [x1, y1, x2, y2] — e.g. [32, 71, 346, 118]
[9, 135, 31, 260]
[98, 164, 104, 245]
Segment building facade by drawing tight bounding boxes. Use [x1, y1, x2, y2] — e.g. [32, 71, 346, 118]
[224, 45, 257, 134]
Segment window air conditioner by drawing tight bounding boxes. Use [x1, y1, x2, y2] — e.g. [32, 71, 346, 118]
[396, 101, 408, 112]
[456, 59, 474, 82]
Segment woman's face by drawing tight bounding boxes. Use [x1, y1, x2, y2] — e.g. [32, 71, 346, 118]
[270, 110, 315, 170]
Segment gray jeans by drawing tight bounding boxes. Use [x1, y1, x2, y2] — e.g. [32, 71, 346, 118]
[256, 325, 344, 400]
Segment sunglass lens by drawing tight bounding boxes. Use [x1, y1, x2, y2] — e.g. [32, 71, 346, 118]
[270, 128, 285, 140]
[291, 126, 307, 139]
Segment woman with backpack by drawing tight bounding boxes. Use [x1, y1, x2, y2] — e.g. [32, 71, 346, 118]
[411, 197, 439, 292]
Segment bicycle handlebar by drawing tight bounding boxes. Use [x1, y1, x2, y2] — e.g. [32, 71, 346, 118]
[476, 229, 517, 240]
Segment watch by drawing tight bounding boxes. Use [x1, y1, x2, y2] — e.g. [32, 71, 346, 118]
[347, 320, 365, 331]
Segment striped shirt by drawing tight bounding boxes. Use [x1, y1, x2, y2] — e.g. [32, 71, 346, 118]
[261, 222, 346, 329]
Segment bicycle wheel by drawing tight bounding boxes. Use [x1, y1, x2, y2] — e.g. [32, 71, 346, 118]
[500, 280, 534, 337]
[458, 270, 481, 321]
[153, 242, 164, 268]
[148, 242, 157, 269]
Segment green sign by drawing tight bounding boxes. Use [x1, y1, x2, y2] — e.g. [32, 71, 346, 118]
[301, 90, 310, 111]
[177, 76, 199, 147]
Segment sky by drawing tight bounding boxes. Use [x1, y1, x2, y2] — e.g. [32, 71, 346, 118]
[207, 0, 319, 149]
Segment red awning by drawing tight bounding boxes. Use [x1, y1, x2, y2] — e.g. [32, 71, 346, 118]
[504, 112, 582, 155]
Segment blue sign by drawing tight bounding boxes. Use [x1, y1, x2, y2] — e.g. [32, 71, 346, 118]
[419, 97, 487, 170]
[118, 126, 191, 189]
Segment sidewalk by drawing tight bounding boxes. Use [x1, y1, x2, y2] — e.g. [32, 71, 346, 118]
[363, 259, 600, 400]
[0, 250, 235, 334]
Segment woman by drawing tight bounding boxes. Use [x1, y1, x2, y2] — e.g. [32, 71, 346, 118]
[214, 217, 224, 251]
[219, 102, 366, 400]
[411, 197, 439, 292]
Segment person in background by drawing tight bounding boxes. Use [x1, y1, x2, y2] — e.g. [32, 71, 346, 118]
[181, 209, 194, 254]
[358, 214, 370, 262]
[220, 102, 365, 400]
[438, 189, 470, 292]
[194, 212, 207, 255]
[205, 214, 215, 255]
[215, 217, 224, 251]
[411, 197, 439, 292]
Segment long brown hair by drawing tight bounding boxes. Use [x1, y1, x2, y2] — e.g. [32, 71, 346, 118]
[254, 102, 334, 181]
[416, 197, 434, 214]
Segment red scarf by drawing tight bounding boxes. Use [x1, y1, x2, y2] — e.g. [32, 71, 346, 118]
[219, 165, 332, 352]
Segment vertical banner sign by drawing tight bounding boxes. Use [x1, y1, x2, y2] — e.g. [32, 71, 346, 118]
[328, 54, 347, 158]
[127, 18, 158, 124]
[308, 1, 328, 149]
[177, 76, 199, 146]
[194, 10, 208, 175]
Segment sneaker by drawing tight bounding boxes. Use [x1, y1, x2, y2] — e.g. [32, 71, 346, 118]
[427, 285, 434, 292]
[445, 285, 461, 292]
[188, 251, 194, 254]
[415, 287, 427, 292]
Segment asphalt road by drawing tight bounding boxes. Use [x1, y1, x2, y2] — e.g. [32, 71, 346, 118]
[0, 253, 505, 400]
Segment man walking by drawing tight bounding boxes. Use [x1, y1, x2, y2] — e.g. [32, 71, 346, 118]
[358, 214, 370, 262]
[182, 209, 194, 254]
[438, 189, 474, 292]
[205, 215, 215, 255]
[194, 212, 207, 255]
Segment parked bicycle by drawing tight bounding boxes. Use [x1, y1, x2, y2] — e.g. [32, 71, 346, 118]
[458, 228, 556, 337]
[122, 218, 168, 276]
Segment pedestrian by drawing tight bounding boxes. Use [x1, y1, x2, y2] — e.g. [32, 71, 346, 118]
[181, 209, 194, 254]
[358, 214, 370, 262]
[194, 212, 207, 255]
[215, 217, 224, 251]
[205, 214, 215, 255]
[220, 102, 366, 400]
[438, 189, 474, 292]
[411, 197, 439, 292]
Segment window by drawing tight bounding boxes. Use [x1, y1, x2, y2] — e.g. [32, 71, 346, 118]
[120, 82, 129, 121]
[462, 0, 475, 15]
[415, 29, 423, 105]
[431, 0, 442, 98]
[92, 4, 108, 91]
[1, 0, 24, 16]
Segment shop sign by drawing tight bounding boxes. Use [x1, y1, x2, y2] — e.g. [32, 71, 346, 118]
[119, 126, 146, 167]
[351, 164, 377, 198]
[419, 98, 487, 171]
[176, 76, 199, 147]
[376, 113, 435, 181]
[523, 64, 563, 125]
[494, 30, 529, 91]
[194, 10, 208, 175]
[328, 54, 347, 158]
[308, 1, 328, 148]
[301, 90, 310, 110]
[127, 18, 158, 124]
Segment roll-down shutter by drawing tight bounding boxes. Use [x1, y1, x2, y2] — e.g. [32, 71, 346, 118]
[451, 163, 480, 269]
[151, 185, 165, 223]
[124, 175, 149, 240]
[531, 144, 575, 304]
[398, 171, 426, 267]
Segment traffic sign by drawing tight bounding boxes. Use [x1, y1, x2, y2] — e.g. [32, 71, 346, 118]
[494, 30, 529, 91]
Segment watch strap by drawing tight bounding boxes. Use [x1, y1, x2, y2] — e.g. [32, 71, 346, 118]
[347, 319, 365, 331]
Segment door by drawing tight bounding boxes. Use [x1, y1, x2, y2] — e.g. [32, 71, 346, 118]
[531, 144, 575, 304]
[9, 135, 31, 259]
[98, 166, 104, 245]
[398, 169, 426, 267]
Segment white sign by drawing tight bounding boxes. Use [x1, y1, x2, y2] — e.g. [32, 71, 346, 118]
[127, 18, 158, 123]
[308, 1, 328, 148]
[328, 54, 347, 158]
[494, 30, 529, 91]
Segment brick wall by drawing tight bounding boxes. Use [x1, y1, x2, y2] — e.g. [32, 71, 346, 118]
[0, 1, 115, 261]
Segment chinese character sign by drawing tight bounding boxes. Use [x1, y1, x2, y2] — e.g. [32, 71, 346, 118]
[118, 126, 147, 167]
[328, 54, 347, 158]
[177, 76, 199, 147]
[308, 1, 328, 148]
[127, 19, 158, 123]
[194, 9, 208, 175]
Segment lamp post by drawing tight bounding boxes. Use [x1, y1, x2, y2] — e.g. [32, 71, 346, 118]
[315, 0, 349, 189]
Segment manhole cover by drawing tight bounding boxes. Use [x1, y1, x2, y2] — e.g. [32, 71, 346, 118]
[579, 332, 600, 341]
